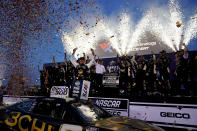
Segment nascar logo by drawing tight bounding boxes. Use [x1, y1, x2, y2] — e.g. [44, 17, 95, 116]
[95, 99, 121, 108]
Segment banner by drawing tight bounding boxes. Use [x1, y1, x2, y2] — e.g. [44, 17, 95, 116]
[129, 102, 197, 130]
[80, 80, 91, 100]
[103, 73, 119, 88]
[95, 41, 117, 58]
[89, 97, 129, 116]
[71, 80, 91, 100]
[94, 34, 174, 58]
[50, 86, 69, 99]
[71, 80, 83, 98]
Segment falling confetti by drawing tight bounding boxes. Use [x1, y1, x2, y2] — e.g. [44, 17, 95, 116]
[0, 0, 97, 95]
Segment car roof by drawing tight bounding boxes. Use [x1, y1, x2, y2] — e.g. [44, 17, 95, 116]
[33, 97, 80, 103]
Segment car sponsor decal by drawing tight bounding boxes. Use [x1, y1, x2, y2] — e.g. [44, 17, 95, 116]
[5, 112, 53, 131]
[5, 112, 21, 127]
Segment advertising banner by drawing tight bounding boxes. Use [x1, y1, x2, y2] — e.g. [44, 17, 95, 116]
[89, 97, 129, 116]
[103, 73, 119, 88]
[95, 41, 117, 58]
[129, 102, 197, 130]
[71, 80, 83, 98]
[71, 80, 91, 100]
[50, 86, 69, 99]
[94, 34, 174, 58]
[80, 80, 91, 100]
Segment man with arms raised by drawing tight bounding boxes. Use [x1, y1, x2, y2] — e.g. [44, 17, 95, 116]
[70, 48, 95, 80]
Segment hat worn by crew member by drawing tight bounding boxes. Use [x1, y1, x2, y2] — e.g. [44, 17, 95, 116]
[78, 57, 85, 60]
[160, 50, 166, 53]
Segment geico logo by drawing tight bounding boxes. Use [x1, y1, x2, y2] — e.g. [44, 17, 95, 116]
[95, 100, 121, 108]
[160, 112, 190, 119]
[108, 110, 121, 116]
[5, 112, 53, 131]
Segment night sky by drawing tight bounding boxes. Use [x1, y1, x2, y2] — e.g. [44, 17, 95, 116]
[1, 0, 197, 86]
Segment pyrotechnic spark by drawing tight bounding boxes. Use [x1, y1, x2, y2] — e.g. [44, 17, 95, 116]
[62, 26, 96, 58]
[126, 11, 152, 54]
[117, 13, 132, 55]
[145, 9, 176, 51]
[62, 0, 197, 56]
[168, 0, 183, 50]
[94, 20, 121, 55]
[183, 13, 197, 45]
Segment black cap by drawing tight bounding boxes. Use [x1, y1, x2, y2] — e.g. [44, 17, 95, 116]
[78, 57, 85, 60]
[160, 50, 166, 53]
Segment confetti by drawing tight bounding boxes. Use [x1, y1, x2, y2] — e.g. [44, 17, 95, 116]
[0, 0, 97, 95]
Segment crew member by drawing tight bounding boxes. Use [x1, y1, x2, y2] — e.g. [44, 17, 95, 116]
[157, 50, 171, 96]
[174, 43, 189, 95]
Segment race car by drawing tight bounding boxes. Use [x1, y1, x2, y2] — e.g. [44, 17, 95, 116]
[0, 97, 164, 131]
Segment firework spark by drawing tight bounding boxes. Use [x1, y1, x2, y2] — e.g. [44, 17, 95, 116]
[62, 0, 197, 56]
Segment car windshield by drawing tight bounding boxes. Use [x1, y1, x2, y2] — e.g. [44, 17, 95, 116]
[71, 101, 112, 123]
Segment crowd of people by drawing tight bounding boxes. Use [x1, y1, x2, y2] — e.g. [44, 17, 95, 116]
[40, 44, 197, 97]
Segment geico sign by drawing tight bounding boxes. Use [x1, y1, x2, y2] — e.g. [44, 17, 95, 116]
[160, 112, 190, 119]
[95, 99, 121, 108]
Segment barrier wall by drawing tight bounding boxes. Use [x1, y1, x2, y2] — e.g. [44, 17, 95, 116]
[2, 95, 197, 130]
[90, 97, 197, 130]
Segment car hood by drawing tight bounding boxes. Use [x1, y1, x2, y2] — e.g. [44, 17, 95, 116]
[94, 116, 164, 131]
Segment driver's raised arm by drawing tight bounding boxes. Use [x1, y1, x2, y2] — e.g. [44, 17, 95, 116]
[70, 48, 79, 68]
[86, 48, 95, 68]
